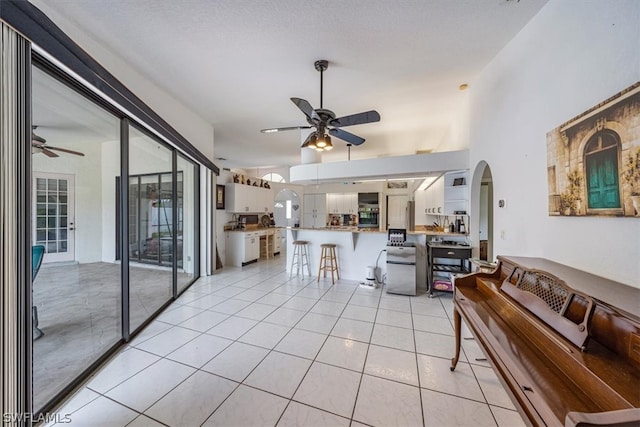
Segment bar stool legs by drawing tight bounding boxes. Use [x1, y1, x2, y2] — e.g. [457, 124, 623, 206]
[317, 243, 339, 285]
[290, 240, 311, 278]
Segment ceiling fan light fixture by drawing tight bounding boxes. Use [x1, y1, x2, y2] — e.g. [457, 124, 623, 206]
[316, 134, 328, 148]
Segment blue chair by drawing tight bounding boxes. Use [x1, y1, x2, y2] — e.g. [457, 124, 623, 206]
[32, 245, 45, 340]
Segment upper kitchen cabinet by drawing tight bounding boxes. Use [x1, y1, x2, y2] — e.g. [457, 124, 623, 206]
[424, 175, 444, 214]
[226, 183, 274, 213]
[327, 193, 358, 214]
[443, 171, 468, 215]
[303, 193, 327, 228]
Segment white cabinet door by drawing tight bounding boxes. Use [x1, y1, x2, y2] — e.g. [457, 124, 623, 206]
[344, 193, 358, 213]
[327, 193, 340, 213]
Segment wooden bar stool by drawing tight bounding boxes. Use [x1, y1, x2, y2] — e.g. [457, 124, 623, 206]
[317, 243, 339, 284]
[290, 240, 311, 278]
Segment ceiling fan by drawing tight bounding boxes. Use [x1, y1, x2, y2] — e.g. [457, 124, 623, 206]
[31, 126, 85, 157]
[260, 60, 380, 151]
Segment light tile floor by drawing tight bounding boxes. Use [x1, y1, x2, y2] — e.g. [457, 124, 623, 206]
[46, 257, 526, 427]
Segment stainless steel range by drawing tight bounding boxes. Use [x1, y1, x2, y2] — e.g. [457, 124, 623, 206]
[386, 229, 417, 295]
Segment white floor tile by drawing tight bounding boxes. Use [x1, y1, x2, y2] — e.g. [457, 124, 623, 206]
[202, 385, 288, 426]
[50, 387, 100, 417]
[375, 308, 413, 329]
[295, 312, 339, 334]
[275, 328, 328, 359]
[370, 323, 415, 352]
[235, 289, 270, 302]
[281, 295, 317, 311]
[491, 405, 526, 427]
[342, 304, 377, 322]
[87, 347, 160, 393]
[244, 351, 311, 398]
[421, 388, 497, 427]
[378, 297, 411, 312]
[277, 401, 350, 427]
[183, 294, 228, 310]
[64, 395, 138, 426]
[411, 300, 448, 318]
[330, 318, 373, 343]
[126, 414, 165, 426]
[145, 370, 237, 426]
[257, 292, 293, 306]
[320, 290, 354, 303]
[264, 306, 307, 327]
[212, 286, 246, 298]
[364, 344, 419, 386]
[156, 304, 203, 325]
[310, 300, 347, 316]
[414, 330, 457, 359]
[133, 325, 200, 356]
[209, 297, 252, 314]
[417, 354, 484, 402]
[296, 287, 328, 299]
[201, 341, 269, 382]
[178, 309, 229, 332]
[293, 362, 361, 418]
[349, 294, 380, 308]
[206, 315, 258, 340]
[127, 321, 172, 346]
[238, 322, 290, 349]
[316, 336, 369, 372]
[413, 313, 453, 335]
[353, 375, 423, 427]
[105, 358, 195, 412]
[166, 333, 232, 368]
[473, 364, 516, 409]
[235, 302, 277, 320]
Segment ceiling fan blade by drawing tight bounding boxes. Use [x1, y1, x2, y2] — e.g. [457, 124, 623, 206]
[330, 110, 380, 127]
[46, 145, 85, 156]
[32, 143, 59, 158]
[260, 125, 312, 133]
[290, 98, 315, 119]
[329, 128, 365, 145]
[32, 132, 46, 143]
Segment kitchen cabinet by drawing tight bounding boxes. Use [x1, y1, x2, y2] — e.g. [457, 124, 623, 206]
[225, 183, 274, 213]
[226, 231, 259, 266]
[327, 193, 358, 214]
[424, 175, 444, 214]
[303, 194, 327, 228]
[273, 228, 283, 254]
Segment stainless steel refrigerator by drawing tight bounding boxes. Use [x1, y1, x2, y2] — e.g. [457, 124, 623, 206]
[405, 201, 415, 231]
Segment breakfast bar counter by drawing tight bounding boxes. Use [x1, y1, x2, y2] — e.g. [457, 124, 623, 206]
[286, 228, 429, 286]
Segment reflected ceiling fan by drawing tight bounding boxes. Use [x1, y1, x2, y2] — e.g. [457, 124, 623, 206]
[31, 126, 85, 157]
[260, 60, 380, 151]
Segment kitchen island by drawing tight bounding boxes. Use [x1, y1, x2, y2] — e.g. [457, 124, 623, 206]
[285, 228, 430, 287]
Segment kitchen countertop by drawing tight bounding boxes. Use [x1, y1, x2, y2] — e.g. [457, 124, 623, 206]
[284, 227, 467, 236]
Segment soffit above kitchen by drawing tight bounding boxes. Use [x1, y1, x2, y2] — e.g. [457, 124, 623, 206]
[31, 0, 548, 169]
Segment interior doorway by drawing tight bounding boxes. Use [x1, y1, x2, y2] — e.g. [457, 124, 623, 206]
[471, 162, 494, 262]
[274, 189, 301, 228]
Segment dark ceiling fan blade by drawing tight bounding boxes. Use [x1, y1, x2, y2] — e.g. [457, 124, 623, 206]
[46, 145, 85, 156]
[328, 128, 365, 145]
[330, 110, 380, 127]
[290, 98, 315, 119]
[260, 125, 312, 133]
[32, 143, 59, 158]
[32, 132, 46, 143]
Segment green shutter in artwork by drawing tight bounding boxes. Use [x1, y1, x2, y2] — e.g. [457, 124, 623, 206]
[587, 149, 620, 209]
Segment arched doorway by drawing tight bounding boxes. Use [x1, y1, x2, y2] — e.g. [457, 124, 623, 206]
[470, 162, 494, 262]
[584, 130, 621, 211]
[274, 189, 301, 228]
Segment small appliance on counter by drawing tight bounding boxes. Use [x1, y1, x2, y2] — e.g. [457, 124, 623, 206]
[385, 228, 417, 295]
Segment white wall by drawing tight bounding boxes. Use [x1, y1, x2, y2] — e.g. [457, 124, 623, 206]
[468, 0, 640, 287]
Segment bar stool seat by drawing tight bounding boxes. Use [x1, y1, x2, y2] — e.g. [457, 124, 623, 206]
[317, 243, 339, 284]
[290, 240, 311, 278]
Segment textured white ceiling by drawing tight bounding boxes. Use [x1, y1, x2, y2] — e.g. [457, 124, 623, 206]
[35, 0, 548, 169]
